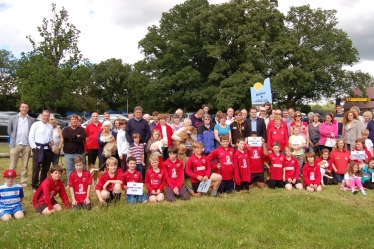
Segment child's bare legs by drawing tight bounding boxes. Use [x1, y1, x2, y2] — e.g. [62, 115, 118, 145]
[42, 204, 62, 215]
[1, 214, 12, 221]
[306, 184, 321, 192]
[285, 183, 292, 190]
[14, 210, 24, 219]
[295, 183, 303, 190]
[156, 193, 164, 202]
[149, 195, 157, 202]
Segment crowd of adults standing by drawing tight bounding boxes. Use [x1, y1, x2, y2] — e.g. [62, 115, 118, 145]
[7, 101, 374, 193]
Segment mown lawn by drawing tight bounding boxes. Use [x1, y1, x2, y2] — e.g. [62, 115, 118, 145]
[0, 154, 373, 249]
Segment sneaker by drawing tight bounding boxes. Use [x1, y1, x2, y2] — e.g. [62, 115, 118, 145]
[185, 185, 193, 195]
[21, 183, 28, 188]
[211, 193, 222, 198]
[353, 190, 358, 195]
[362, 191, 367, 196]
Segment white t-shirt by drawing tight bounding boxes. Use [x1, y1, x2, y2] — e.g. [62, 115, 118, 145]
[365, 139, 373, 157]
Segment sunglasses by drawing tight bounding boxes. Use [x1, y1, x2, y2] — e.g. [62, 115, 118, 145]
[296, 115, 301, 117]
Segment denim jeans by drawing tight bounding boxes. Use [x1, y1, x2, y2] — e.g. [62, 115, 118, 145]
[127, 194, 148, 204]
[332, 173, 344, 182]
[65, 153, 86, 185]
[136, 164, 145, 182]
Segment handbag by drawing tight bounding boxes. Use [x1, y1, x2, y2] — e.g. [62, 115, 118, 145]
[325, 137, 337, 147]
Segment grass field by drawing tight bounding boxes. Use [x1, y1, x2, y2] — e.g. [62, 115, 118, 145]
[0, 148, 374, 248]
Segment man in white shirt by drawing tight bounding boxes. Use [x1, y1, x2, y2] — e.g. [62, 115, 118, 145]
[226, 107, 234, 125]
[7, 102, 34, 187]
[28, 110, 54, 192]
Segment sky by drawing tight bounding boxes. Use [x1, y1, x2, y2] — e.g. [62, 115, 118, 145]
[0, 0, 373, 76]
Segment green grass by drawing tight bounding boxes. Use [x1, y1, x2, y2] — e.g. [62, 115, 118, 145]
[0, 151, 374, 248]
[0, 144, 10, 154]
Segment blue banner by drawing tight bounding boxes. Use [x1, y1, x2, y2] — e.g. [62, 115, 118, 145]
[250, 78, 272, 105]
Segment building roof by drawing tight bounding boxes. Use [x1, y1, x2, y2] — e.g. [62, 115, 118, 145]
[343, 87, 374, 109]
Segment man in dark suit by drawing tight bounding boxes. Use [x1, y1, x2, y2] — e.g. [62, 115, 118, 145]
[245, 107, 266, 141]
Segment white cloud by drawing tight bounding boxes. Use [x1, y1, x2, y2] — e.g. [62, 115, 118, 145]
[0, 0, 373, 76]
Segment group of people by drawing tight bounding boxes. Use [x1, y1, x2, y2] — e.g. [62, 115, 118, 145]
[2, 102, 374, 221]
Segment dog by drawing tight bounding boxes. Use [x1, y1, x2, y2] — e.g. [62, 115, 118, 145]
[318, 160, 333, 186]
[88, 163, 105, 186]
[173, 126, 197, 143]
[177, 143, 188, 168]
[150, 139, 167, 157]
[100, 135, 117, 158]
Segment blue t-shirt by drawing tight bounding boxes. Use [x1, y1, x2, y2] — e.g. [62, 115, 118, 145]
[214, 123, 230, 137]
[0, 183, 24, 215]
[361, 164, 373, 183]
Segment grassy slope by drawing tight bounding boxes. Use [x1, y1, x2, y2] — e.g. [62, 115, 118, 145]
[0, 155, 373, 249]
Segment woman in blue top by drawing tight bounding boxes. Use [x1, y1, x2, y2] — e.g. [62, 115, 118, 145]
[214, 112, 231, 148]
[361, 157, 374, 189]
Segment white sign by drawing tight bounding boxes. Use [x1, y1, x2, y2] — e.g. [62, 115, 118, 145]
[126, 182, 144, 195]
[351, 151, 366, 161]
[248, 137, 262, 147]
[372, 172, 374, 183]
[197, 179, 212, 193]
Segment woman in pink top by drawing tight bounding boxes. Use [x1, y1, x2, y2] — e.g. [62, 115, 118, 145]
[319, 112, 338, 152]
[290, 111, 309, 147]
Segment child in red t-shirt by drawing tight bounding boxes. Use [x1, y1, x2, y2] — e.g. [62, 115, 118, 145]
[95, 157, 124, 205]
[266, 142, 285, 189]
[69, 155, 92, 210]
[163, 146, 190, 202]
[247, 132, 268, 189]
[185, 142, 222, 197]
[316, 149, 338, 185]
[302, 152, 322, 192]
[283, 146, 303, 190]
[233, 138, 250, 192]
[145, 155, 166, 202]
[32, 165, 70, 215]
[207, 134, 235, 194]
[123, 157, 148, 204]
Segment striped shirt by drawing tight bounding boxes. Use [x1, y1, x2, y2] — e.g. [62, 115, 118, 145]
[0, 183, 24, 213]
[130, 143, 144, 164]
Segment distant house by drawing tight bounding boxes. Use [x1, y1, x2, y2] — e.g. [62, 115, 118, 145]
[343, 87, 374, 114]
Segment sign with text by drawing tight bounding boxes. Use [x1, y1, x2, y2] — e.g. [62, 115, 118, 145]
[126, 182, 144, 195]
[248, 137, 262, 147]
[250, 78, 272, 105]
[351, 151, 366, 161]
[197, 179, 212, 193]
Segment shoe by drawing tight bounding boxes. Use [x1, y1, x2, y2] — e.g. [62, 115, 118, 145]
[362, 191, 367, 196]
[21, 183, 28, 188]
[353, 190, 358, 195]
[211, 193, 222, 198]
[185, 185, 192, 192]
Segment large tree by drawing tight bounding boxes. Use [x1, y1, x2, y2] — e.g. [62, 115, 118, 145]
[133, 0, 372, 112]
[18, 3, 83, 112]
[0, 49, 20, 110]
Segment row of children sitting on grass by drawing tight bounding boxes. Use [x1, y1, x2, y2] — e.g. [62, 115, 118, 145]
[2, 134, 373, 220]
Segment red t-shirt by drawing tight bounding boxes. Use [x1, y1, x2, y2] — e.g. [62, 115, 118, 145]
[234, 149, 250, 185]
[68, 170, 92, 204]
[33, 176, 70, 210]
[185, 154, 212, 184]
[145, 168, 166, 192]
[283, 156, 300, 180]
[267, 126, 288, 150]
[248, 147, 265, 173]
[302, 162, 322, 186]
[207, 146, 235, 180]
[95, 169, 124, 191]
[267, 153, 285, 180]
[163, 158, 184, 190]
[122, 170, 142, 184]
[330, 150, 350, 174]
[85, 121, 102, 149]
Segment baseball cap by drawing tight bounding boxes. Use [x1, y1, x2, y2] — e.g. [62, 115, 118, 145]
[3, 169, 17, 178]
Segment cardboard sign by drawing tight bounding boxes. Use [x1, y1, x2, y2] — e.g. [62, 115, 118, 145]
[126, 182, 143, 195]
[351, 151, 366, 161]
[197, 179, 212, 193]
[248, 137, 262, 147]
